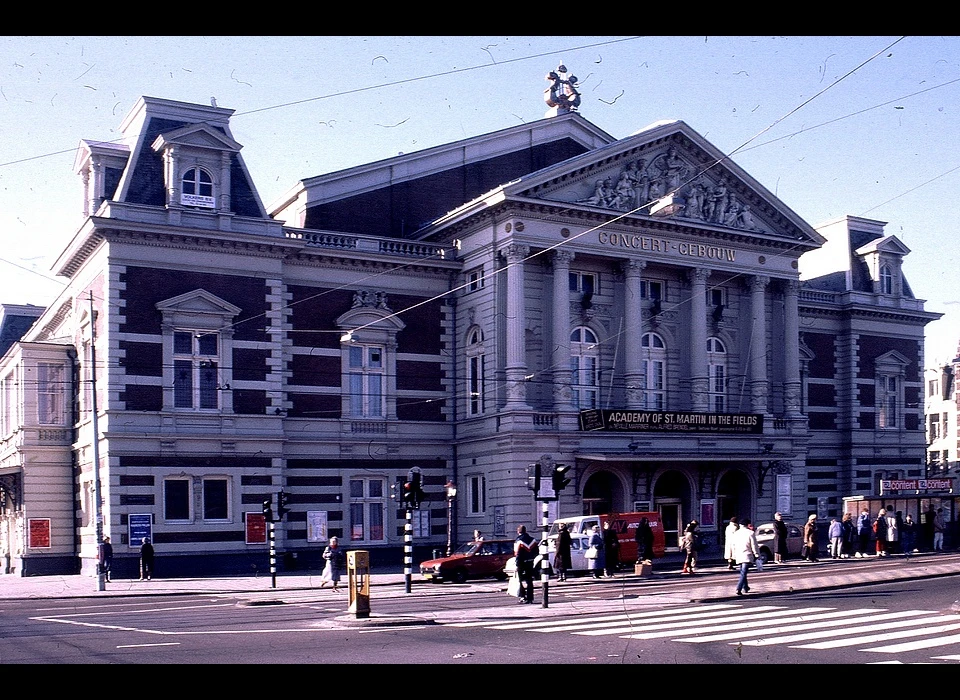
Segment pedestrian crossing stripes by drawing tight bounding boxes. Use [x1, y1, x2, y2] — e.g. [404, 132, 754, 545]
[445, 603, 960, 660]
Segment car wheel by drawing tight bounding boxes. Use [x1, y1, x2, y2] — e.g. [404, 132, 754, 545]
[758, 549, 770, 563]
[452, 569, 467, 585]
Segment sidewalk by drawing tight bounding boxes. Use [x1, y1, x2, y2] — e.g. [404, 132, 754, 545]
[3, 551, 959, 607]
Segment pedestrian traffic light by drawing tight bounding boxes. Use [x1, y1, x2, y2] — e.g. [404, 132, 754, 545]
[552, 464, 572, 493]
[261, 499, 273, 521]
[277, 490, 289, 519]
[527, 462, 541, 493]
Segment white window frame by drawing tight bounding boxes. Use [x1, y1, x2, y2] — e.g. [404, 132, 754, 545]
[173, 330, 221, 411]
[349, 477, 387, 543]
[163, 477, 192, 522]
[570, 326, 599, 410]
[348, 344, 385, 418]
[641, 280, 664, 301]
[641, 332, 666, 409]
[468, 474, 486, 515]
[466, 266, 484, 293]
[707, 336, 727, 412]
[569, 271, 597, 295]
[879, 264, 893, 294]
[878, 374, 900, 429]
[466, 328, 485, 416]
[202, 476, 230, 522]
[37, 362, 66, 425]
[180, 166, 215, 208]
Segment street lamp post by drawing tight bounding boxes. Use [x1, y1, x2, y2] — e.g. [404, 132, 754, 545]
[445, 481, 457, 556]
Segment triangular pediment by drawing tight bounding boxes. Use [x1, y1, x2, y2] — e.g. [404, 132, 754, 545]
[501, 120, 824, 246]
[855, 235, 911, 258]
[156, 289, 242, 317]
[151, 123, 242, 154]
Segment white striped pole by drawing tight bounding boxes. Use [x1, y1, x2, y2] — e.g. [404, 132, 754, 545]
[404, 508, 413, 593]
[269, 519, 277, 589]
[541, 500, 550, 608]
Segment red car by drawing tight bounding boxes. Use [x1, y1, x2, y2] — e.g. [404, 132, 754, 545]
[419, 539, 515, 584]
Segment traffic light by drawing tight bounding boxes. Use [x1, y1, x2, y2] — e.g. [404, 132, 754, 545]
[276, 490, 289, 519]
[402, 480, 414, 507]
[410, 468, 424, 509]
[527, 462, 541, 493]
[390, 479, 402, 502]
[552, 464, 572, 493]
[261, 499, 273, 521]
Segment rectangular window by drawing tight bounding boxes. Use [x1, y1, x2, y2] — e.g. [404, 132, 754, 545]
[641, 280, 663, 300]
[203, 478, 228, 520]
[164, 479, 191, 520]
[349, 478, 386, 542]
[930, 414, 941, 442]
[37, 363, 66, 425]
[642, 359, 665, 409]
[173, 331, 220, 410]
[468, 475, 486, 515]
[466, 266, 484, 292]
[570, 356, 598, 409]
[929, 379, 939, 397]
[708, 288, 726, 308]
[469, 354, 484, 415]
[878, 375, 898, 429]
[569, 271, 597, 295]
[348, 345, 384, 417]
[709, 364, 726, 412]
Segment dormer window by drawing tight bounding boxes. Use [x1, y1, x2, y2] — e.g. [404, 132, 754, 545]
[879, 264, 893, 295]
[181, 167, 215, 208]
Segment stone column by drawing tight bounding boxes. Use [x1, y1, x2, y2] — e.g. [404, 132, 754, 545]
[689, 268, 710, 411]
[502, 244, 532, 409]
[552, 250, 575, 411]
[749, 275, 770, 414]
[783, 279, 802, 417]
[624, 259, 646, 409]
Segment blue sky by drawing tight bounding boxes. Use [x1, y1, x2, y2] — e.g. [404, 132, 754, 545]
[0, 35, 957, 363]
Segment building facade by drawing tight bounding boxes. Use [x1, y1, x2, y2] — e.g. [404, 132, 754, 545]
[0, 91, 941, 577]
[925, 341, 960, 476]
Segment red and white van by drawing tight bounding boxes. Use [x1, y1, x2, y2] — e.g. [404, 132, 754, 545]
[546, 512, 666, 572]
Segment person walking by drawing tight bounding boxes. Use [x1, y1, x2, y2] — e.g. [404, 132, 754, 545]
[553, 522, 572, 582]
[732, 517, 759, 595]
[724, 516, 740, 571]
[98, 536, 113, 582]
[874, 508, 889, 556]
[681, 520, 700, 574]
[138, 537, 154, 581]
[773, 512, 788, 564]
[634, 517, 654, 564]
[603, 521, 620, 577]
[840, 512, 856, 558]
[514, 525, 538, 602]
[934, 508, 946, 552]
[587, 524, 605, 580]
[319, 536, 344, 591]
[901, 514, 917, 556]
[828, 517, 842, 559]
[856, 508, 873, 557]
[802, 514, 819, 562]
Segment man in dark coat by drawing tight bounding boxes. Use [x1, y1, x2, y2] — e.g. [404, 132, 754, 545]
[98, 536, 113, 582]
[602, 521, 620, 576]
[635, 517, 654, 563]
[513, 525, 538, 604]
[139, 537, 155, 581]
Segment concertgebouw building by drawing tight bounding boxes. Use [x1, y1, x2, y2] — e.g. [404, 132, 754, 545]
[0, 74, 943, 577]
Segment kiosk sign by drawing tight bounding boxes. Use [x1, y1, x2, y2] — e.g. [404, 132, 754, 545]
[880, 478, 954, 494]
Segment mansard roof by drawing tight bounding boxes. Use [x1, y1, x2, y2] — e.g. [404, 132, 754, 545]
[106, 96, 266, 218]
[269, 112, 615, 237]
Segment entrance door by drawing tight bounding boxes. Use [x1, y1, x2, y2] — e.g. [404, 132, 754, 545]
[658, 502, 681, 550]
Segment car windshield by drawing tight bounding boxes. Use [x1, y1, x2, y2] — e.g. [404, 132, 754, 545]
[453, 542, 481, 556]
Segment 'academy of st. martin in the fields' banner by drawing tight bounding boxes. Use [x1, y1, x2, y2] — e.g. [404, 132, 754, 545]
[579, 409, 764, 434]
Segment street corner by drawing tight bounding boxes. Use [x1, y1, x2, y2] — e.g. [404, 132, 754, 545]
[323, 613, 439, 628]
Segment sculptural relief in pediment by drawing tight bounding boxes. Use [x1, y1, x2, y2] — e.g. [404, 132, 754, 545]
[543, 145, 769, 235]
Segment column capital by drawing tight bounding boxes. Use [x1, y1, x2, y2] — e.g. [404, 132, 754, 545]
[622, 258, 647, 277]
[688, 267, 711, 284]
[553, 249, 575, 266]
[750, 274, 770, 291]
[501, 243, 530, 262]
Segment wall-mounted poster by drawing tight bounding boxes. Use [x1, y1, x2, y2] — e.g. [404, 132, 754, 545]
[28, 519, 51, 548]
[700, 500, 716, 528]
[128, 513, 152, 547]
[245, 513, 267, 544]
[306, 511, 328, 543]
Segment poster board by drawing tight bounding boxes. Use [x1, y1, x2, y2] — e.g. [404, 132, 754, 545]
[245, 512, 267, 544]
[306, 510, 328, 543]
[128, 513, 153, 547]
[28, 519, 51, 548]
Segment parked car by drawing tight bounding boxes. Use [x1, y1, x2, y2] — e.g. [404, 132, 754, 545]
[419, 538, 514, 584]
[755, 521, 804, 561]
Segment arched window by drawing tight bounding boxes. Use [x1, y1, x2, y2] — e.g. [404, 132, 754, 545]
[181, 167, 215, 208]
[466, 327, 485, 416]
[570, 326, 599, 409]
[707, 337, 727, 412]
[641, 332, 666, 409]
[879, 264, 893, 294]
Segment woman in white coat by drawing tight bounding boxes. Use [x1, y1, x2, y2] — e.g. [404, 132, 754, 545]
[723, 516, 740, 570]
